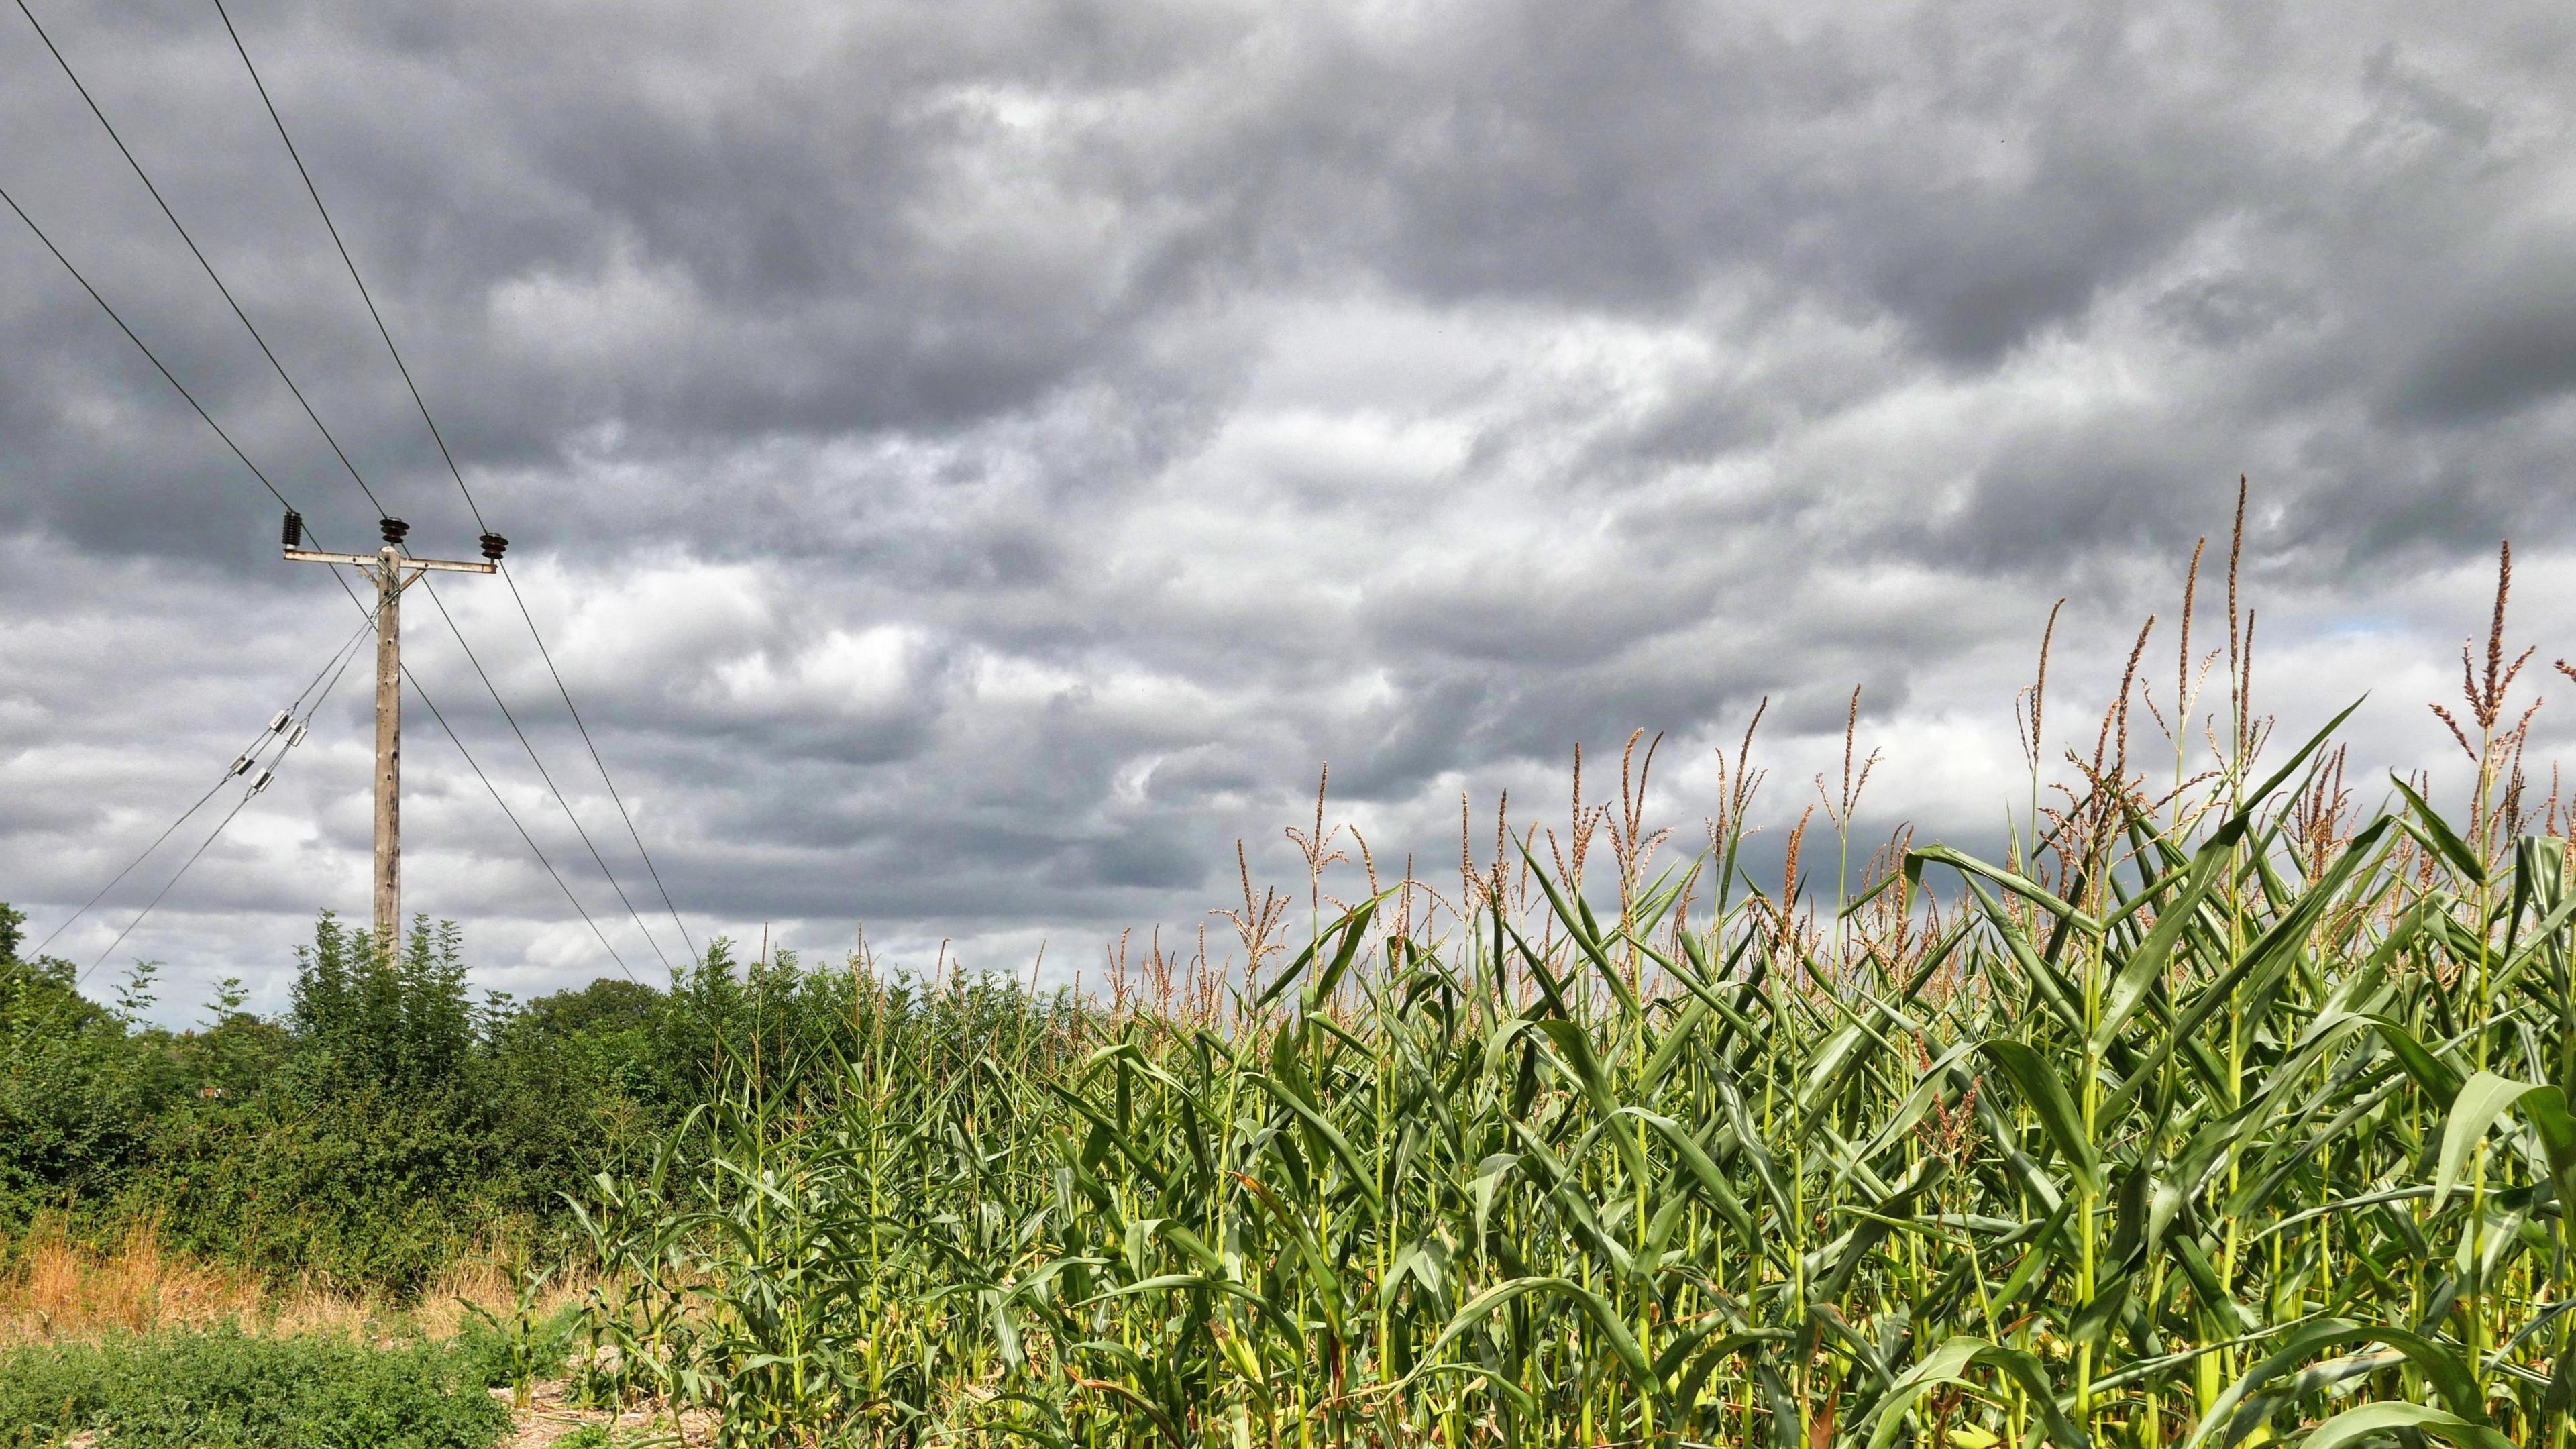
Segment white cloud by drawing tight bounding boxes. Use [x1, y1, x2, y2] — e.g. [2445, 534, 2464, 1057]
[7, 0, 2576, 1020]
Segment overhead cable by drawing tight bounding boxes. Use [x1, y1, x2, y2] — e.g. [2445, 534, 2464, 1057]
[211, 0, 700, 962]
[0, 180, 639, 983]
[415, 577, 673, 971]
[13, 3, 680, 968]
[12, 0, 391, 517]
[400, 664, 639, 981]
[0, 184, 299, 515]
[78, 612, 373, 983]
[32, 611, 374, 959]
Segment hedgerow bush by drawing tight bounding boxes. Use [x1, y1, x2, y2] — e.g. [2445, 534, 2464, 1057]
[0, 912, 687, 1294]
[1, 902, 1018, 1297]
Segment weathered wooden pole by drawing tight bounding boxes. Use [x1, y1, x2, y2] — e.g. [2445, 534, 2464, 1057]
[283, 512, 504, 951]
[371, 541, 403, 943]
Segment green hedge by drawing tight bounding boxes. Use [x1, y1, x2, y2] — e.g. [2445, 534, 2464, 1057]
[3, 904, 1067, 1296]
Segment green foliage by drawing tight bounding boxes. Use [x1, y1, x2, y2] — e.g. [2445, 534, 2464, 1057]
[20, 549, 2576, 1446]
[290, 914, 477, 1095]
[456, 1267, 582, 1407]
[0, 898, 1083, 1300]
[0, 1326, 509, 1448]
[0, 941, 178, 1231]
[0, 911, 698, 1293]
[570, 968, 1097, 1434]
[572, 763, 2576, 1446]
[115, 916, 566, 1290]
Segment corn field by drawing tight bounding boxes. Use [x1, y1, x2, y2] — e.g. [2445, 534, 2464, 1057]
[570, 546, 2576, 1448]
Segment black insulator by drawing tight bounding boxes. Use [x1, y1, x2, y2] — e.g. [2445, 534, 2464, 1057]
[281, 510, 303, 549]
[479, 533, 508, 561]
[379, 517, 409, 545]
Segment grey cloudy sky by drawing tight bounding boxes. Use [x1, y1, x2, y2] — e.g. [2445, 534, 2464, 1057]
[6, 0, 2575, 1016]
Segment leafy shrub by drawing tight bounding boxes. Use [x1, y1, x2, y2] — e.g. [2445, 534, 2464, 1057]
[0, 1326, 508, 1448]
[0, 913, 677, 1295]
[1, 900, 1083, 1297]
[0, 957, 171, 1228]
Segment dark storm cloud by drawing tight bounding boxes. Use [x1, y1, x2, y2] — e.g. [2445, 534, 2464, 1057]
[9, 0, 2576, 1008]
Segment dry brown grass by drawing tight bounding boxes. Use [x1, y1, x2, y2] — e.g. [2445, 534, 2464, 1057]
[0, 1217, 590, 1347]
[498, 1378, 718, 1449]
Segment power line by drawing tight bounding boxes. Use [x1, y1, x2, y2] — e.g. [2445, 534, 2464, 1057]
[1, 180, 638, 981]
[45, 782, 229, 964]
[83, 793, 259, 983]
[14, 3, 682, 969]
[268, 611, 378, 720]
[402, 664, 639, 982]
[32, 611, 376, 959]
[206, 0, 484, 530]
[390, 566, 676, 965]
[12, 0, 390, 518]
[414, 576, 674, 971]
[211, 0, 700, 963]
[492, 566, 702, 962]
[80, 611, 373, 983]
[0, 184, 297, 515]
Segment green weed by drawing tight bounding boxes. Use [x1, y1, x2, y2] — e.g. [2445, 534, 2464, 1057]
[0, 1324, 508, 1448]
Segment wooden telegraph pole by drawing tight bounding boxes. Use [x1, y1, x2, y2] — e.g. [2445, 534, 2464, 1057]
[283, 513, 505, 947]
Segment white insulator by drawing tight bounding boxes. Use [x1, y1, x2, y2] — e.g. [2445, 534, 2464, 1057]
[249, 769, 275, 795]
[285, 720, 309, 748]
[229, 754, 254, 776]
[268, 710, 291, 733]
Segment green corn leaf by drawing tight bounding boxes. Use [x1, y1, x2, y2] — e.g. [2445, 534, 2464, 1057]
[2436, 1071, 2576, 1210]
[1980, 1038, 2102, 1193]
[1246, 1070, 1385, 1220]
[1904, 843, 2102, 934]
[2390, 773, 2489, 887]
[1866, 1336, 2088, 1449]
[1085, 1273, 1306, 1350]
[1418, 1275, 1662, 1409]
[2190, 1319, 2492, 1448]
[2300, 1403, 2512, 1449]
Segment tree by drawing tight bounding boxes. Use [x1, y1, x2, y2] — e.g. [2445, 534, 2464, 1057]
[290, 913, 474, 1095]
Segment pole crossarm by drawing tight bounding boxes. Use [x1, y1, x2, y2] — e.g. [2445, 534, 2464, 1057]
[286, 547, 494, 574]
